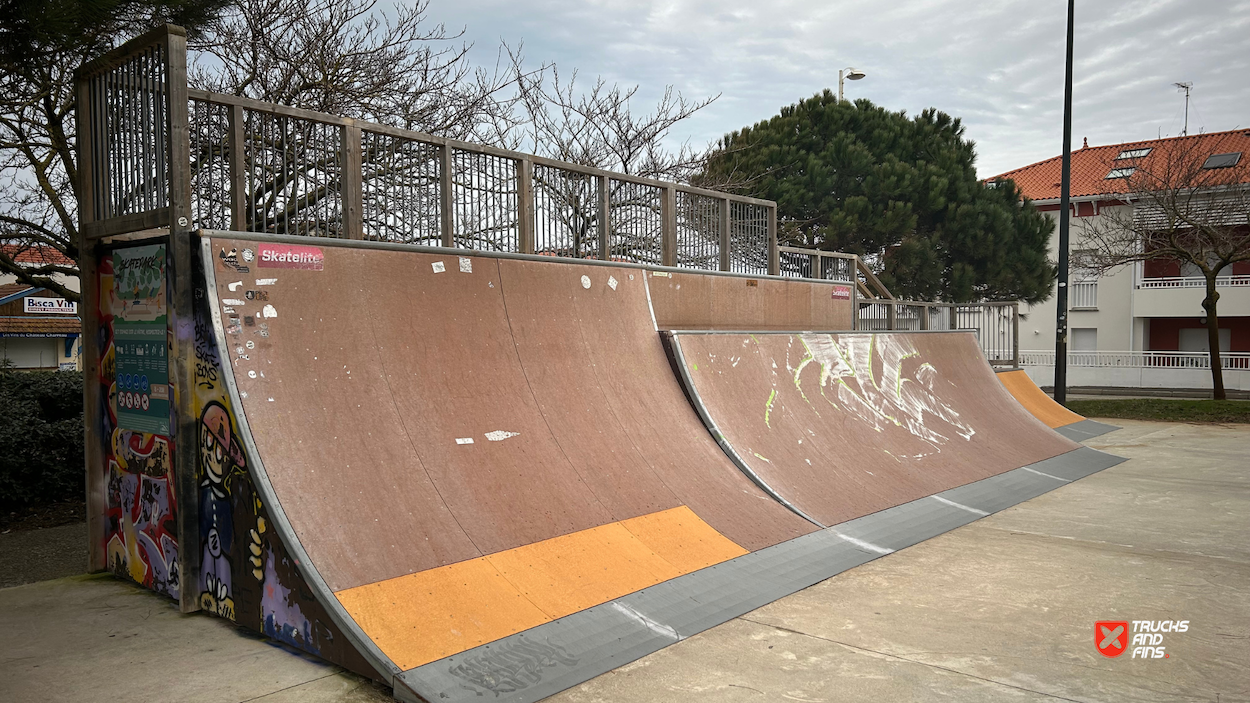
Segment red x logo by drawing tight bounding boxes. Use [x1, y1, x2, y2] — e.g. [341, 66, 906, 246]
[1096, 621, 1129, 657]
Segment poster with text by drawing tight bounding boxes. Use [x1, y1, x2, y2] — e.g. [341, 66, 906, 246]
[113, 244, 170, 435]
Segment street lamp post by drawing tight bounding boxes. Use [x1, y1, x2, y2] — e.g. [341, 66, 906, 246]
[1054, 0, 1075, 405]
[839, 67, 866, 101]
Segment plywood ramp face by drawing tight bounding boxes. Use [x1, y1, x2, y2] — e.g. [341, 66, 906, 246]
[649, 271, 852, 330]
[673, 332, 1080, 527]
[209, 237, 818, 679]
[997, 369, 1086, 429]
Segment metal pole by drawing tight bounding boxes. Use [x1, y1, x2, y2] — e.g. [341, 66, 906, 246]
[1054, 0, 1075, 405]
[838, 69, 844, 102]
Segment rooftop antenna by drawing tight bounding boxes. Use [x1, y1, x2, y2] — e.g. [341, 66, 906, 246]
[1174, 82, 1193, 135]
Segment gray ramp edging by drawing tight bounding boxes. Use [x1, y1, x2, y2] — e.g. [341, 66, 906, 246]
[1055, 418, 1120, 442]
[399, 445, 1127, 703]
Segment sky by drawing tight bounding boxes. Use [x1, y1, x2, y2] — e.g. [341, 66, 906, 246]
[418, 0, 1250, 178]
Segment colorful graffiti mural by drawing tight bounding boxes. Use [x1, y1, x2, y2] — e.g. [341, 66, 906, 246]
[95, 246, 180, 600]
[192, 254, 370, 674]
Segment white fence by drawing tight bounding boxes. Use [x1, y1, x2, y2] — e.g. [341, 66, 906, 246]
[1136, 275, 1250, 289]
[1020, 350, 1250, 391]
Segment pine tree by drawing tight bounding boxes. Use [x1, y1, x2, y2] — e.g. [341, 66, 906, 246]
[699, 91, 1056, 303]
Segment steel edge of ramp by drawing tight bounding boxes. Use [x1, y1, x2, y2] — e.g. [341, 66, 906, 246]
[660, 330, 823, 527]
[199, 237, 412, 696]
[399, 445, 1126, 703]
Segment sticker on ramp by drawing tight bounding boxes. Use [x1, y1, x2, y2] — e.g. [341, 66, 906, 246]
[1096, 621, 1129, 658]
[485, 430, 520, 442]
[258, 243, 324, 270]
[459, 257, 472, 273]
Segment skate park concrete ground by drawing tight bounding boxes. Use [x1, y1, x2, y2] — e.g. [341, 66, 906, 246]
[1, 419, 1246, 703]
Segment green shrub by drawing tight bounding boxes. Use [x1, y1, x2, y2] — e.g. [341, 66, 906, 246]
[0, 365, 85, 509]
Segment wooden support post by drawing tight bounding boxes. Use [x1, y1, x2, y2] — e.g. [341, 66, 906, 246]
[439, 144, 454, 247]
[887, 301, 897, 330]
[77, 76, 106, 574]
[598, 174, 611, 261]
[921, 303, 930, 331]
[165, 27, 201, 614]
[719, 197, 731, 272]
[950, 304, 958, 330]
[228, 104, 246, 230]
[767, 204, 779, 276]
[661, 186, 677, 267]
[517, 158, 534, 254]
[341, 123, 363, 240]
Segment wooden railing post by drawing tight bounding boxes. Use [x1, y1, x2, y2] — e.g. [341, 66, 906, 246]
[719, 196, 731, 271]
[661, 186, 677, 267]
[767, 204, 779, 276]
[921, 303, 930, 330]
[517, 158, 534, 254]
[887, 301, 897, 330]
[598, 174, 611, 260]
[341, 123, 363, 239]
[439, 143, 454, 247]
[228, 104, 247, 230]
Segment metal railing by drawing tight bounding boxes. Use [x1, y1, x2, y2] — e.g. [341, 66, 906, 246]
[1020, 350, 1250, 370]
[858, 300, 1019, 366]
[1136, 275, 1250, 289]
[776, 246, 856, 282]
[75, 25, 779, 275]
[1071, 280, 1098, 308]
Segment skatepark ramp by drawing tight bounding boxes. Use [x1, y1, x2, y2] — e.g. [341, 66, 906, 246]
[997, 369, 1118, 441]
[187, 234, 1120, 701]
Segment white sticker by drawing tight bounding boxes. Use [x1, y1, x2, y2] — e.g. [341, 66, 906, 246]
[485, 430, 520, 442]
[268, 397, 274, 402]
[227, 281, 243, 291]
[608, 276, 618, 291]
[255, 278, 278, 286]
[241, 248, 255, 262]
[652, 271, 670, 278]
[245, 340, 255, 350]
[223, 307, 236, 314]
[222, 298, 246, 306]
[262, 304, 277, 318]
[629, 274, 635, 280]
[432, 261, 446, 273]
[459, 257, 472, 273]
[247, 370, 257, 378]
[581, 275, 592, 289]
[235, 346, 245, 355]
[455, 437, 475, 445]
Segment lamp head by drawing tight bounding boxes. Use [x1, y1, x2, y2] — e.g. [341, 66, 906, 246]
[844, 67, 866, 81]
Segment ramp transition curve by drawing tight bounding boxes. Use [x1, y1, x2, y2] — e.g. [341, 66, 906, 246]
[996, 369, 1118, 441]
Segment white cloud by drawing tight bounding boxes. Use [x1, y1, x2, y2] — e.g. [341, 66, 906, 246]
[423, 0, 1250, 177]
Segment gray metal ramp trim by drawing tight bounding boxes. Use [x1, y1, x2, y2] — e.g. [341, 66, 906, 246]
[1055, 419, 1120, 442]
[399, 445, 1127, 703]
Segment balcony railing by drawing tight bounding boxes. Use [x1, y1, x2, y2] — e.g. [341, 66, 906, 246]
[1071, 280, 1098, 308]
[1020, 350, 1250, 370]
[1136, 275, 1250, 289]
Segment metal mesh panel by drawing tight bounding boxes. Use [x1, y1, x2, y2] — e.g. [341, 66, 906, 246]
[86, 43, 169, 221]
[189, 99, 231, 230]
[675, 191, 720, 270]
[361, 131, 440, 244]
[607, 179, 662, 264]
[729, 201, 768, 274]
[533, 164, 600, 258]
[450, 149, 519, 252]
[857, 301, 892, 331]
[242, 111, 344, 237]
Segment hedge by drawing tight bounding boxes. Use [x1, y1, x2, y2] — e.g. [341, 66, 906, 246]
[0, 365, 85, 509]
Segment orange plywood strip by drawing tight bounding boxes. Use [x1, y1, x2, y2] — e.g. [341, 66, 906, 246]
[997, 369, 1084, 429]
[334, 506, 745, 670]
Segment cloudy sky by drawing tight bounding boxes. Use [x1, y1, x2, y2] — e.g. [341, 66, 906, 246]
[422, 0, 1250, 178]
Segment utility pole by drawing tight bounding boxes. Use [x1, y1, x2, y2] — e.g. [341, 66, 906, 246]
[1054, 0, 1075, 406]
[1174, 82, 1193, 136]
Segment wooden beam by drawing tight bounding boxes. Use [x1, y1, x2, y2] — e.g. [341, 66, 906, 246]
[341, 124, 363, 240]
[661, 186, 676, 267]
[517, 158, 534, 254]
[598, 174, 610, 261]
[228, 104, 246, 230]
[439, 144, 454, 247]
[719, 197, 731, 272]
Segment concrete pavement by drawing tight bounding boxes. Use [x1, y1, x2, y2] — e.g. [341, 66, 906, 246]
[1, 419, 1246, 702]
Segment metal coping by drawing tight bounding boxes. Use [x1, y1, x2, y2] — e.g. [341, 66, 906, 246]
[400, 445, 1126, 703]
[661, 331, 823, 527]
[199, 237, 402, 686]
[666, 328, 980, 336]
[194, 229, 849, 287]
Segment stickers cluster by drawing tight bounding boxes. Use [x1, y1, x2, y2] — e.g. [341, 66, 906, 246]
[96, 244, 179, 599]
[197, 242, 366, 672]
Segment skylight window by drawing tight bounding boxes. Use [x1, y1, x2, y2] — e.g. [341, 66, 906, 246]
[1105, 167, 1136, 179]
[1202, 152, 1242, 169]
[1116, 148, 1151, 160]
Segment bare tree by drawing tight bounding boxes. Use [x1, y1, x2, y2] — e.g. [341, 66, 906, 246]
[1079, 135, 1250, 400]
